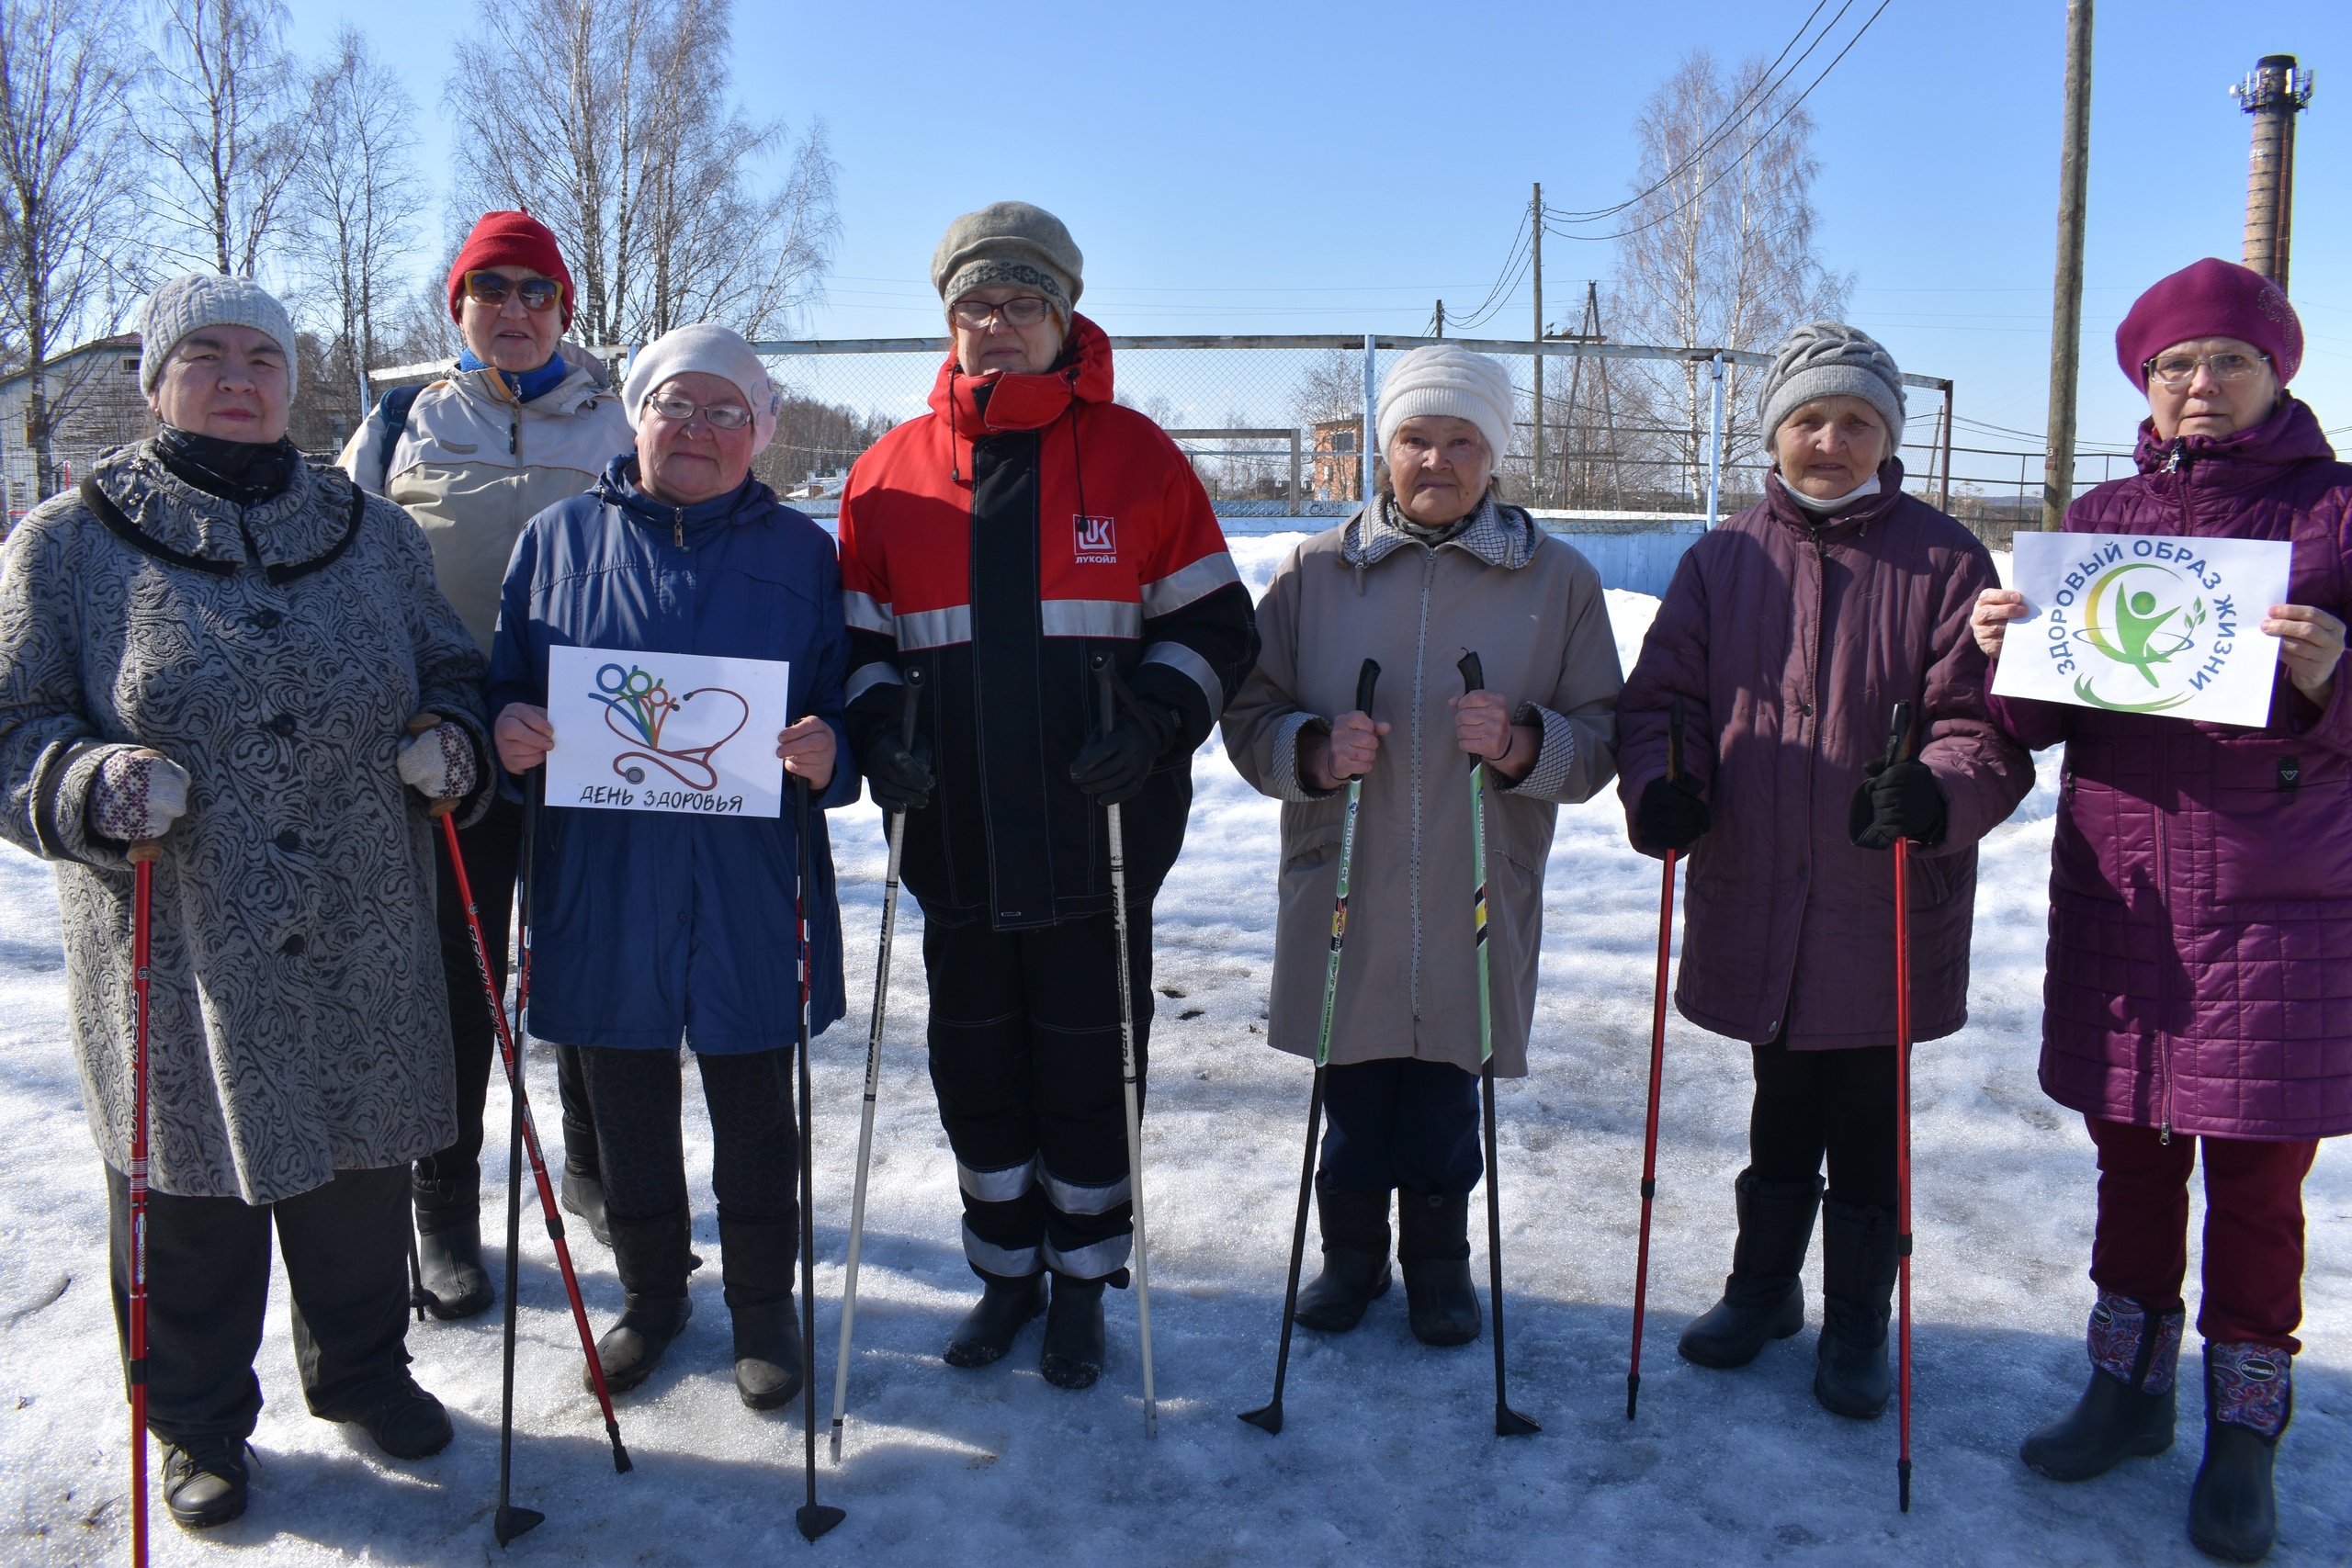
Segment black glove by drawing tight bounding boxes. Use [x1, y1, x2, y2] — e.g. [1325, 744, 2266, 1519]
[846, 681, 933, 815]
[1849, 757, 1947, 850]
[1638, 773, 1711, 852]
[1069, 699, 1177, 807]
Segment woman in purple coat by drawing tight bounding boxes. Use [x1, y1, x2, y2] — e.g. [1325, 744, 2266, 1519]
[1975, 259, 2349, 1564]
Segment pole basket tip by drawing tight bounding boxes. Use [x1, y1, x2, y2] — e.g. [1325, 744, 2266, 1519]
[1625, 1373, 1640, 1421]
[608, 1427, 633, 1474]
[796, 1503, 847, 1542]
[1238, 1403, 1284, 1435]
[1496, 1404, 1541, 1438]
[493, 1504, 545, 1546]
[1898, 1460, 1912, 1513]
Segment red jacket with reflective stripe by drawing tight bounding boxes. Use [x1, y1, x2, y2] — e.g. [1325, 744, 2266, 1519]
[838, 318, 1257, 929]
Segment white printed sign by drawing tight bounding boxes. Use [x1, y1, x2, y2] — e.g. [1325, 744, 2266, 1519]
[544, 646, 790, 817]
[1992, 532, 2291, 727]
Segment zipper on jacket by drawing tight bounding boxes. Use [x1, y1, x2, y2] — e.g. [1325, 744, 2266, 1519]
[673, 507, 684, 548]
[509, 413, 519, 458]
[1408, 547, 1439, 1023]
[2154, 740, 2174, 1144]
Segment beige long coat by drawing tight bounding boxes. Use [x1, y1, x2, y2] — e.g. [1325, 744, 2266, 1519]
[1223, 498, 1622, 1077]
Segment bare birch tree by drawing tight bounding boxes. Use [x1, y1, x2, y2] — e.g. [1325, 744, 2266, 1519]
[0, 0, 141, 497]
[1606, 51, 1848, 504]
[141, 0, 307, 277]
[289, 27, 422, 427]
[447, 0, 837, 349]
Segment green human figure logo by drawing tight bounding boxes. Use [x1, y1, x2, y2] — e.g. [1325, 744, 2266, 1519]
[2072, 562, 2205, 711]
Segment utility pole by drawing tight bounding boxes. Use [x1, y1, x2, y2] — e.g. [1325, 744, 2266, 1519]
[1434, 299, 1445, 338]
[2040, 0, 2095, 534]
[1531, 182, 1544, 508]
[2233, 55, 2315, 290]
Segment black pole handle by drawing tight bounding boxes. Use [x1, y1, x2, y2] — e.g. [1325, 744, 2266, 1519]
[899, 665, 925, 749]
[1091, 650, 1114, 736]
[1667, 694, 1685, 785]
[1884, 700, 1916, 771]
[1354, 658, 1381, 719]
[1457, 651, 1484, 695]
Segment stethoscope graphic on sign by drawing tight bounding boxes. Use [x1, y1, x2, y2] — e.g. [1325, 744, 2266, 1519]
[590, 662, 750, 793]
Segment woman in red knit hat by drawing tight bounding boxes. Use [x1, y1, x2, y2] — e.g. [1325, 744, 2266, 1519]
[1974, 258, 2350, 1563]
[338, 210, 636, 1318]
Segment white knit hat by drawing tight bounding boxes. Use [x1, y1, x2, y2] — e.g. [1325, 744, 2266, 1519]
[139, 274, 299, 399]
[622, 324, 782, 456]
[1375, 345, 1514, 466]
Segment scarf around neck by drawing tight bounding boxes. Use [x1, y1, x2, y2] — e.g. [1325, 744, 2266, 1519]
[458, 347, 568, 403]
[153, 424, 301, 505]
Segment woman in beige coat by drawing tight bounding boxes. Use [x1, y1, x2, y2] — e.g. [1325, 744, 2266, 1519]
[1224, 345, 1622, 1345]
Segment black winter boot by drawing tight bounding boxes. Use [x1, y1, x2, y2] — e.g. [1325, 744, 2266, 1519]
[2188, 1342, 2291, 1563]
[1039, 1274, 1107, 1389]
[592, 1209, 695, 1395]
[321, 1373, 454, 1460]
[1814, 1197, 1899, 1419]
[560, 1165, 612, 1248]
[2020, 1292, 2182, 1481]
[412, 1173, 492, 1320]
[1398, 1190, 1480, 1347]
[1296, 1179, 1393, 1334]
[945, 1271, 1048, 1368]
[160, 1437, 249, 1529]
[718, 1212, 803, 1411]
[1679, 1170, 1820, 1370]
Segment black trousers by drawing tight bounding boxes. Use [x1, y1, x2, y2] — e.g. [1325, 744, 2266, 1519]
[107, 1164, 413, 1445]
[578, 1046, 799, 1225]
[1748, 1036, 1899, 1211]
[923, 908, 1152, 1282]
[422, 793, 599, 1196]
[1318, 1056, 1485, 1197]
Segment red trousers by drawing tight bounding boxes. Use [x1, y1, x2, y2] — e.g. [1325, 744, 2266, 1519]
[2086, 1116, 2318, 1354]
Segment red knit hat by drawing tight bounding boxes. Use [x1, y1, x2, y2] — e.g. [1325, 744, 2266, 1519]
[447, 210, 575, 328]
[2115, 257, 2303, 389]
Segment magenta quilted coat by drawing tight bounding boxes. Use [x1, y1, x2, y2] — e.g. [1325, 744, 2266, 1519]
[1987, 397, 2352, 1140]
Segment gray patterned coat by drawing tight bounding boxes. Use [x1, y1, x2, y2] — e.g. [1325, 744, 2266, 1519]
[0, 444, 494, 1203]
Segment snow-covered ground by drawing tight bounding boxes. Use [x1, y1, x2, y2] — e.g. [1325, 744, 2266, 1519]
[1, 536, 2345, 1567]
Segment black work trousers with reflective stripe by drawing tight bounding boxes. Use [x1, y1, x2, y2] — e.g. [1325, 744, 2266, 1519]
[923, 908, 1152, 1282]
[107, 1164, 414, 1446]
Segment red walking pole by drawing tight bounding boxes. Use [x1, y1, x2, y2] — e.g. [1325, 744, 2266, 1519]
[1884, 701, 1917, 1514]
[127, 839, 160, 1568]
[1627, 695, 1686, 1421]
[413, 718, 632, 1477]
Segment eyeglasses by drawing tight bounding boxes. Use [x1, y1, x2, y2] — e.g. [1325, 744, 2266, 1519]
[462, 271, 564, 313]
[646, 392, 752, 430]
[949, 296, 1053, 330]
[2143, 350, 2270, 390]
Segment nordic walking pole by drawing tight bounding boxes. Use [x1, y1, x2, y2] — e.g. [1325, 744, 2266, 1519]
[792, 774, 846, 1542]
[831, 666, 924, 1463]
[410, 718, 632, 1483]
[127, 837, 160, 1568]
[1241, 658, 1380, 1437]
[493, 776, 544, 1545]
[1458, 653, 1539, 1438]
[1628, 694, 1686, 1421]
[1883, 700, 1917, 1514]
[1091, 650, 1158, 1438]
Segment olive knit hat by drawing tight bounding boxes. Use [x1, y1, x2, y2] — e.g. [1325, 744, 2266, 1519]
[931, 202, 1084, 323]
[139, 274, 299, 400]
[1756, 321, 1905, 454]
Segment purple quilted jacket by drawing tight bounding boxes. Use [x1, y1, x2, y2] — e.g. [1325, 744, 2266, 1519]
[1988, 397, 2352, 1141]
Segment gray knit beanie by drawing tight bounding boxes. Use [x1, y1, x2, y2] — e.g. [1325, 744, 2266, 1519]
[932, 202, 1084, 323]
[1756, 321, 1903, 455]
[139, 274, 299, 399]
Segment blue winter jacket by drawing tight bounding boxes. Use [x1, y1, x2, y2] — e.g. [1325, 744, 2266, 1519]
[487, 456, 854, 1053]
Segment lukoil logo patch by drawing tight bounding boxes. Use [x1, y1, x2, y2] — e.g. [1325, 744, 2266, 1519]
[1075, 513, 1117, 563]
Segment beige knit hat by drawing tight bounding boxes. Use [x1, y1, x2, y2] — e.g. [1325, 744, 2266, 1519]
[931, 202, 1084, 322]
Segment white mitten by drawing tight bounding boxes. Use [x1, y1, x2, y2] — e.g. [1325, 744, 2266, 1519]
[90, 748, 190, 843]
[398, 720, 479, 803]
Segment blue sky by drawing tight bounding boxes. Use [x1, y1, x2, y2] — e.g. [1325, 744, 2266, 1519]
[288, 0, 2348, 477]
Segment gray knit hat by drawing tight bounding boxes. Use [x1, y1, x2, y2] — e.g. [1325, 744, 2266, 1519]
[931, 202, 1083, 323]
[1756, 321, 1903, 455]
[139, 274, 299, 399]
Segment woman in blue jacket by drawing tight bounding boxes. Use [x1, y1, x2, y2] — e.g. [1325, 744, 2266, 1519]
[487, 325, 853, 1411]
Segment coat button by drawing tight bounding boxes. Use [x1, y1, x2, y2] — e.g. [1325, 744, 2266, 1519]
[268, 715, 296, 738]
[254, 609, 282, 631]
[274, 829, 301, 852]
[279, 934, 306, 956]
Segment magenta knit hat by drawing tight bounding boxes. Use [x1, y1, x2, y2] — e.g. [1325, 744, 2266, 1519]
[2115, 258, 2303, 389]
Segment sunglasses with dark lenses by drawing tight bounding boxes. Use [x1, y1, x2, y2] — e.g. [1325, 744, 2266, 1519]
[463, 271, 564, 312]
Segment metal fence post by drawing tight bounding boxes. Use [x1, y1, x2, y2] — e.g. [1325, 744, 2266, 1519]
[1362, 333, 1377, 504]
[1704, 353, 1726, 527]
[1288, 429, 1301, 517]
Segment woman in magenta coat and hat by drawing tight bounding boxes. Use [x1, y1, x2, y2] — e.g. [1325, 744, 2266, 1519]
[1975, 258, 2350, 1563]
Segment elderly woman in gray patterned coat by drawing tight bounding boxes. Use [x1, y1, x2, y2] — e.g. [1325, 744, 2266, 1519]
[0, 276, 493, 1532]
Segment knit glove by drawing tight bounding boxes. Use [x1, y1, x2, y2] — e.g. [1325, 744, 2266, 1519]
[1637, 773, 1710, 852]
[89, 748, 190, 844]
[398, 720, 479, 804]
[845, 682, 933, 815]
[1848, 758, 1947, 850]
[1069, 697, 1178, 807]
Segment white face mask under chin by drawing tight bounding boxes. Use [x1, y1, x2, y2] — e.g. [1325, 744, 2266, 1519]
[1783, 471, 1882, 514]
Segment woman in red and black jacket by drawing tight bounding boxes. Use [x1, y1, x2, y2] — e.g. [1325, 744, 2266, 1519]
[838, 203, 1257, 1390]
